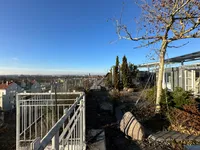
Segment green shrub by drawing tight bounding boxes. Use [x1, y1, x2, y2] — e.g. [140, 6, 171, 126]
[145, 87, 193, 109]
[160, 88, 173, 106]
[144, 86, 157, 102]
[171, 87, 191, 108]
[144, 86, 171, 104]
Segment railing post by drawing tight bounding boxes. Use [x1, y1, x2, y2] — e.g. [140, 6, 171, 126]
[24, 101, 27, 140]
[83, 93, 86, 147]
[80, 98, 83, 148]
[52, 131, 59, 150]
[31, 137, 41, 150]
[16, 94, 20, 150]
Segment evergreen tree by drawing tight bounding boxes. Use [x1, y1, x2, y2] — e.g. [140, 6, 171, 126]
[105, 69, 112, 88]
[114, 56, 120, 90]
[121, 55, 129, 88]
[128, 63, 138, 87]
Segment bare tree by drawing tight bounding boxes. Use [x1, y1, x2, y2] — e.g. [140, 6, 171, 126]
[115, 0, 200, 113]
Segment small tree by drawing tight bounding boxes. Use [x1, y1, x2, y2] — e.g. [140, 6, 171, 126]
[128, 63, 138, 87]
[106, 69, 113, 88]
[114, 56, 120, 90]
[115, 0, 200, 113]
[121, 55, 129, 88]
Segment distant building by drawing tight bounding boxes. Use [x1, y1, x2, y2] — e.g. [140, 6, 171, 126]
[20, 79, 42, 93]
[21, 80, 26, 89]
[31, 80, 42, 93]
[0, 82, 23, 111]
[40, 82, 51, 92]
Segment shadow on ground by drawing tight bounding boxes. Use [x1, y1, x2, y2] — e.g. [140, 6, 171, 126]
[0, 112, 16, 150]
[86, 90, 141, 150]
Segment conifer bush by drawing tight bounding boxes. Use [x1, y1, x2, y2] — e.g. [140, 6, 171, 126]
[171, 87, 192, 108]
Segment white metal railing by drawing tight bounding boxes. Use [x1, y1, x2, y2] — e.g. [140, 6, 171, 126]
[16, 92, 86, 150]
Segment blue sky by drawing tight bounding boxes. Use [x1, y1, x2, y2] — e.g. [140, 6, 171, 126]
[0, 0, 199, 75]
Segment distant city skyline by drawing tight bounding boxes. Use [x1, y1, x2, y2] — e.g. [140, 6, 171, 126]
[0, 0, 199, 75]
[0, 66, 105, 75]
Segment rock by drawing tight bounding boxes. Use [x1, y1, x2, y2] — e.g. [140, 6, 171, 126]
[120, 112, 145, 141]
[123, 87, 128, 91]
[127, 88, 134, 92]
[111, 89, 119, 93]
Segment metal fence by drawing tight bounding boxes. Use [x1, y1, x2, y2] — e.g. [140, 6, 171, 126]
[61, 78, 84, 92]
[16, 92, 86, 150]
[55, 78, 97, 92]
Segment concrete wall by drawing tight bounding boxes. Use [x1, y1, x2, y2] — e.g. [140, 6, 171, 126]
[164, 68, 173, 90]
[156, 66, 200, 94]
[0, 89, 6, 110]
[178, 67, 185, 90]
[158, 67, 184, 91]
[172, 67, 179, 90]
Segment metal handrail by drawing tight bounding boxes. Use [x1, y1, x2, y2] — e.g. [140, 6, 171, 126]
[30, 92, 86, 150]
[17, 92, 83, 96]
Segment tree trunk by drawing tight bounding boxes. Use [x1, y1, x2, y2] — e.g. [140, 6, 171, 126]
[155, 40, 168, 113]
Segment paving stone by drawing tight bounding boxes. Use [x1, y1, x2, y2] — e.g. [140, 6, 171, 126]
[149, 131, 200, 142]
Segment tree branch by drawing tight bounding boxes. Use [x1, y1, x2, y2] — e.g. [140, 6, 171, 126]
[181, 20, 200, 36]
[171, 26, 179, 37]
[169, 32, 200, 41]
[172, 0, 191, 16]
[167, 41, 189, 48]
[174, 16, 199, 20]
[116, 20, 162, 41]
[133, 39, 161, 49]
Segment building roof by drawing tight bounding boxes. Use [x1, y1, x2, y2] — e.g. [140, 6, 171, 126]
[0, 84, 9, 89]
[0, 82, 14, 89]
[166, 51, 200, 63]
[138, 62, 159, 68]
[138, 51, 200, 68]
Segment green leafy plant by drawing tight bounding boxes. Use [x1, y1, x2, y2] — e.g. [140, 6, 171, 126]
[144, 86, 157, 102]
[144, 86, 171, 105]
[171, 87, 192, 108]
[145, 87, 193, 108]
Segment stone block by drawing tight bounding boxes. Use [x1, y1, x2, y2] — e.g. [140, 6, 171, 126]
[120, 112, 145, 141]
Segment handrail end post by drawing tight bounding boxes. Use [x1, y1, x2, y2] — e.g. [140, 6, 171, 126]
[31, 137, 41, 150]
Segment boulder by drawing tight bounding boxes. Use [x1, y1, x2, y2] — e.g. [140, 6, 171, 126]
[120, 112, 145, 141]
